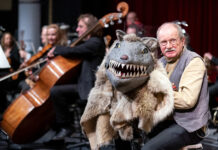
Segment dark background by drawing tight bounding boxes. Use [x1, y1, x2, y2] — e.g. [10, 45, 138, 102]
[0, 0, 217, 57]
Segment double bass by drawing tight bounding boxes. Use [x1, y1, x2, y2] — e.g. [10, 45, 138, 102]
[0, 2, 129, 144]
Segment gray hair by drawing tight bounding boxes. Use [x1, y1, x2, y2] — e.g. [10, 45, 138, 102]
[156, 22, 185, 40]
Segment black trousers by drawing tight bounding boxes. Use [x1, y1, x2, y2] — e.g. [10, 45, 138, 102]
[141, 121, 204, 150]
[209, 80, 218, 111]
[50, 84, 79, 128]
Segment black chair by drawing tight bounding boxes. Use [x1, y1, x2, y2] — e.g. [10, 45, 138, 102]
[65, 100, 90, 150]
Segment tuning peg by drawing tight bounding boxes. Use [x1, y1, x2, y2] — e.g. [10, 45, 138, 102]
[181, 21, 188, 27]
[109, 15, 114, 25]
[110, 21, 114, 25]
[102, 18, 109, 28]
[118, 19, 122, 24]
[104, 23, 109, 28]
[117, 13, 122, 24]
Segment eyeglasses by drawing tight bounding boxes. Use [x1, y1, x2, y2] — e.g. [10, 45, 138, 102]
[159, 38, 178, 47]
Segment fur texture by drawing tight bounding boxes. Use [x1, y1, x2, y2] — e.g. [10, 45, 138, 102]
[80, 32, 174, 150]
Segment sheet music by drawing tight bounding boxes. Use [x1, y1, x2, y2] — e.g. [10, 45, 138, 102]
[0, 45, 11, 69]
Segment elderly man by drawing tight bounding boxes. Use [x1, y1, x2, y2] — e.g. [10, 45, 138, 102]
[142, 22, 211, 150]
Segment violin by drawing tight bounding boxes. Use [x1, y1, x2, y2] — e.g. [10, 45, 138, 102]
[25, 44, 52, 66]
[0, 44, 52, 82]
[0, 1, 129, 144]
[6, 57, 19, 80]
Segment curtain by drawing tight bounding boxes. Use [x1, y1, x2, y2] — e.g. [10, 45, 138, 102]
[113, 0, 217, 57]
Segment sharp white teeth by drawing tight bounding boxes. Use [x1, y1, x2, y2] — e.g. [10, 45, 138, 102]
[133, 72, 136, 77]
[122, 73, 126, 77]
[126, 72, 129, 77]
[136, 72, 140, 77]
[140, 65, 144, 71]
[137, 65, 139, 71]
[130, 72, 132, 77]
[122, 64, 125, 69]
[133, 65, 136, 71]
[126, 64, 129, 70]
[144, 66, 146, 71]
[118, 71, 121, 76]
[112, 60, 115, 66]
[129, 64, 132, 70]
[117, 62, 119, 67]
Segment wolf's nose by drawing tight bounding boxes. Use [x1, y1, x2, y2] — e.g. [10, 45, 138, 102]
[120, 54, 128, 60]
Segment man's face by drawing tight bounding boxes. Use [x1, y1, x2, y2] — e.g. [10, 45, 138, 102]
[47, 28, 58, 46]
[158, 25, 185, 61]
[126, 12, 136, 26]
[76, 19, 88, 37]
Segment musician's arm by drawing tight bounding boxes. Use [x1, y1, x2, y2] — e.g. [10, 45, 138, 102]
[53, 37, 105, 58]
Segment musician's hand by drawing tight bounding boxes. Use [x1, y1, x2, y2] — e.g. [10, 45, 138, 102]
[29, 74, 39, 82]
[19, 50, 27, 59]
[25, 69, 33, 76]
[204, 52, 213, 60]
[20, 62, 27, 68]
[47, 47, 56, 59]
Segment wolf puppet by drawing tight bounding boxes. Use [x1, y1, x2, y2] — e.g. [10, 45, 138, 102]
[80, 30, 174, 150]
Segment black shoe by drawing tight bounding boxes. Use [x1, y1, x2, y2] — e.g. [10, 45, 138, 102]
[52, 128, 72, 141]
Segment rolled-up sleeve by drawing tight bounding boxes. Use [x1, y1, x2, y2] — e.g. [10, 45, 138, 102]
[174, 57, 206, 109]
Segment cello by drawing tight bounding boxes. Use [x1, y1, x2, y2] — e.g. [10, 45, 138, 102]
[0, 2, 129, 144]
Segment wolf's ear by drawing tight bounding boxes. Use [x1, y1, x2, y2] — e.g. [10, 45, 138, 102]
[116, 30, 126, 41]
[141, 37, 158, 52]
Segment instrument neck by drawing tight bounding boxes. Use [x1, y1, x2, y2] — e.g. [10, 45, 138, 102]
[70, 22, 101, 47]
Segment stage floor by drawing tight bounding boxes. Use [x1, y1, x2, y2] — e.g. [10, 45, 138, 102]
[1, 126, 218, 150]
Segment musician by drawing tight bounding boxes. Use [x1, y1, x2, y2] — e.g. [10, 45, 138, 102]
[47, 13, 106, 140]
[126, 23, 144, 37]
[126, 11, 144, 29]
[0, 32, 23, 113]
[38, 25, 48, 52]
[204, 52, 218, 111]
[1, 32, 21, 71]
[19, 24, 68, 91]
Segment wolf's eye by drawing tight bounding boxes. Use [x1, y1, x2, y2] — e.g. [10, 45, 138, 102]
[142, 47, 149, 54]
[115, 42, 120, 48]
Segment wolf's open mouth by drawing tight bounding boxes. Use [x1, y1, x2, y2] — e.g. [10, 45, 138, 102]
[108, 60, 148, 78]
